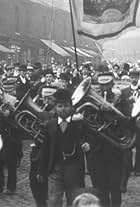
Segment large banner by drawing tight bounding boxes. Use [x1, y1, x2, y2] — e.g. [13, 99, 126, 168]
[71, 0, 140, 40]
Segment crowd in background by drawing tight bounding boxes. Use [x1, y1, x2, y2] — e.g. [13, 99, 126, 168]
[0, 57, 140, 207]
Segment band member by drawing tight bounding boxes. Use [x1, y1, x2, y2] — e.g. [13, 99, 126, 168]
[87, 72, 123, 207]
[5, 126, 23, 195]
[120, 76, 138, 192]
[29, 86, 57, 207]
[129, 71, 140, 176]
[0, 110, 23, 195]
[37, 88, 92, 207]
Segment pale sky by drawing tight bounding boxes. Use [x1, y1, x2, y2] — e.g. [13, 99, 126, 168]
[30, 0, 70, 11]
[47, 0, 69, 11]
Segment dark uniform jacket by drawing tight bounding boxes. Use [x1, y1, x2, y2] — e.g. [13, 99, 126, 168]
[38, 116, 92, 179]
[16, 76, 30, 100]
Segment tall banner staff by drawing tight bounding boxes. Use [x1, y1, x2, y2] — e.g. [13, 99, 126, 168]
[69, 0, 79, 70]
[71, 0, 140, 69]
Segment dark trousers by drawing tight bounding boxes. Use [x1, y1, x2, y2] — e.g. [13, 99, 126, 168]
[87, 151, 122, 207]
[134, 132, 140, 173]
[29, 146, 48, 207]
[6, 140, 21, 192]
[121, 149, 132, 191]
[0, 160, 4, 192]
[48, 161, 85, 207]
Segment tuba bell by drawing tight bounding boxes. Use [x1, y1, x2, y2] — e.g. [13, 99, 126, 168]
[0, 89, 45, 142]
[72, 77, 136, 150]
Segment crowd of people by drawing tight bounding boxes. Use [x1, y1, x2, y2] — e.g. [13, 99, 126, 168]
[0, 58, 139, 207]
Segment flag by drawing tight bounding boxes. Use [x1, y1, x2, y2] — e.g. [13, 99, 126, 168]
[71, 0, 140, 40]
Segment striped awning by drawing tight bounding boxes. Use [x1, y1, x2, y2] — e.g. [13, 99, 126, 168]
[81, 48, 99, 56]
[41, 39, 70, 57]
[71, 47, 93, 57]
[63, 46, 84, 57]
[0, 45, 16, 54]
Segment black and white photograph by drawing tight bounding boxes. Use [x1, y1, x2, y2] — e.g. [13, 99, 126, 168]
[0, 0, 140, 207]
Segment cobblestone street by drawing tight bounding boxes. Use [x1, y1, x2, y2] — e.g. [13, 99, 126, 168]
[0, 140, 139, 207]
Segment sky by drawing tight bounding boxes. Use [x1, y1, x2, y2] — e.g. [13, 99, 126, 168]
[30, 0, 69, 11]
[47, 0, 69, 11]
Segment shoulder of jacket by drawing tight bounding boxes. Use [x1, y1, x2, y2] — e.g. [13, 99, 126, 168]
[112, 87, 122, 96]
[72, 113, 84, 121]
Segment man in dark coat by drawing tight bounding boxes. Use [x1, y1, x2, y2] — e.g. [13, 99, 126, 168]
[16, 64, 31, 100]
[29, 86, 57, 207]
[87, 72, 127, 207]
[37, 89, 92, 207]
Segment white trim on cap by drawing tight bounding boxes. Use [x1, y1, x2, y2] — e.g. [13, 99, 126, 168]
[98, 75, 113, 84]
[41, 87, 57, 97]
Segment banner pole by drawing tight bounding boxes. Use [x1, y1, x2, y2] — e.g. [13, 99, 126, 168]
[94, 40, 118, 74]
[69, 0, 79, 70]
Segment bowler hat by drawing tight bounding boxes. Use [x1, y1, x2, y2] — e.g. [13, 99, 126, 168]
[19, 64, 27, 71]
[43, 69, 54, 76]
[54, 88, 72, 104]
[60, 73, 70, 82]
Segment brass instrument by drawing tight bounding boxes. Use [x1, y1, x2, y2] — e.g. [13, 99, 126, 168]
[0, 89, 45, 142]
[72, 77, 136, 150]
[0, 135, 3, 151]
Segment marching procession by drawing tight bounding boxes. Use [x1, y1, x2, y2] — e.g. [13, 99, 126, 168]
[1, 0, 140, 207]
[0, 59, 139, 207]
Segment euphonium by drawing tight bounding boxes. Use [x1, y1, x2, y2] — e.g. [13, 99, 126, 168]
[0, 89, 45, 142]
[72, 77, 136, 150]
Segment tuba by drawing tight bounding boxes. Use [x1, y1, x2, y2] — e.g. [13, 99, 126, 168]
[72, 77, 136, 150]
[0, 89, 46, 142]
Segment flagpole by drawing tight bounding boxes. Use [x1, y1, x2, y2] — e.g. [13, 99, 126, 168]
[69, 0, 79, 70]
[94, 40, 116, 71]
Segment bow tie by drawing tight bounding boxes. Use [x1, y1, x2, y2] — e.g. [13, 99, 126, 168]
[58, 116, 71, 125]
[58, 117, 71, 133]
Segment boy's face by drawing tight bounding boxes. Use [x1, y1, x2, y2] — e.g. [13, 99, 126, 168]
[43, 95, 56, 107]
[55, 102, 73, 119]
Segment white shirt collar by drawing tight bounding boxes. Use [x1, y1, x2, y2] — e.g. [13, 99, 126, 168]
[58, 116, 71, 125]
[20, 75, 26, 84]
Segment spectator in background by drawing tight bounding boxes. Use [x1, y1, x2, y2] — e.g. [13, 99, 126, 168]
[42, 69, 54, 87]
[59, 72, 73, 91]
[13, 62, 20, 77]
[65, 58, 72, 68]
[80, 63, 91, 81]
[16, 64, 31, 100]
[120, 63, 130, 78]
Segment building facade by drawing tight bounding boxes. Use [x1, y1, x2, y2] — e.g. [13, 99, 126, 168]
[0, 0, 100, 64]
